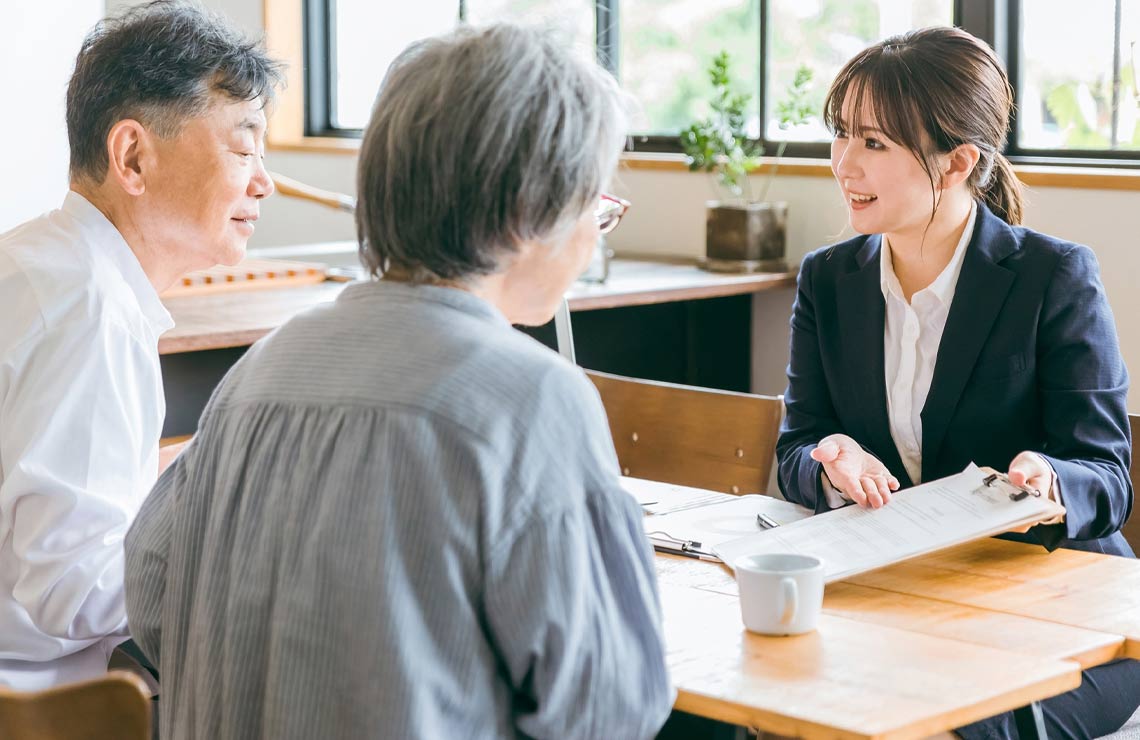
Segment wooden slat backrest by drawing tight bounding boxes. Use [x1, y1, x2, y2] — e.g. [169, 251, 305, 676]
[586, 370, 783, 495]
[0, 671, 151, 740]
[1124, 414, 1140, 552]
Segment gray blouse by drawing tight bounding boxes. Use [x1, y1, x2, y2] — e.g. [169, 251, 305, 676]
[124, 280, 673, 739]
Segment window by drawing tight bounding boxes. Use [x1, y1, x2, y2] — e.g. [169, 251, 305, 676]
[1013, 0, 1140, 160]
[313, 0, 593, 134]
[763, 0, 952, 144]
[304, 0, 1140, 164]
[326, 0, 457, 131]
[618, 1, 952, 145]
[619, 0, 761, 138]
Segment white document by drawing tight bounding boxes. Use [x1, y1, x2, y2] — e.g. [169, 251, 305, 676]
[621, 477, 814, 561]
[645, 494, 813, 553]
[620, 476, 737, 514]
[713, 464, 1065, 582]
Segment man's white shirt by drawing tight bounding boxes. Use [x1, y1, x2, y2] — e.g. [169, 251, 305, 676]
[0, 191, 172, 689]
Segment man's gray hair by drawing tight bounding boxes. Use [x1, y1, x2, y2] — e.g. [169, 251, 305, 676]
[67, 0, 283, 184]
[356, 24, 630, 281]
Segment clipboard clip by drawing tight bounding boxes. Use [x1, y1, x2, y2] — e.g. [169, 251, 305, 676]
[983, 472, 1042, 501]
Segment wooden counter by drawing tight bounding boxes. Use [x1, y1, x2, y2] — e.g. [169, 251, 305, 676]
[159, 257, 796, 355]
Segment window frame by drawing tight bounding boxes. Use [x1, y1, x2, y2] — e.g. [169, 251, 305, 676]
[295, 0, 1140, 167]
[1002, 0, 1140, 167]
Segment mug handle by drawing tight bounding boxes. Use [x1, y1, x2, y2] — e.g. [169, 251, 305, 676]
[778, 577, 798, 625]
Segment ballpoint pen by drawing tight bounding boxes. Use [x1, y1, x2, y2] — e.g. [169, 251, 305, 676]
[653, 543, 721, 562]
[755, 513, 781, 530]
[647, 531, 720, 561]
[982, 472, 1042, 501]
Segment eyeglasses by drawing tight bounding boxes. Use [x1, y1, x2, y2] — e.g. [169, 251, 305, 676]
[595, 193, 631, 235]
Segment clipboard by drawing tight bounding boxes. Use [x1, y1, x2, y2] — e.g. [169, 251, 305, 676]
[633, 481, 814, 563]
[713, 463, 1065, 582]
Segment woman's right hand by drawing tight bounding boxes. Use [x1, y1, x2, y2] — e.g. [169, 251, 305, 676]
[810, 434, 900, 509]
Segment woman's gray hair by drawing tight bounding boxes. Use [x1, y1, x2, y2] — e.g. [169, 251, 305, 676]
[356, 23, 630, 281]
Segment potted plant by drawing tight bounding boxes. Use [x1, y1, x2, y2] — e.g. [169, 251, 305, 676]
[681, 52, 813, 273]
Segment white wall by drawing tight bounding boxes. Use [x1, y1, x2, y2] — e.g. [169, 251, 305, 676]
[0, 0, 103, 231]
[105, 0, 261, 33]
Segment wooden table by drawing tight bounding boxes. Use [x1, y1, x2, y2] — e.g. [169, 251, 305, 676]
[653, 537, 1137, 739]
[158, 257, 796, 355]
[846, 538, 1140, 659]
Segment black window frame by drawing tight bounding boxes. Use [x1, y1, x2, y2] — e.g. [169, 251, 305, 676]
[303, 0, 1140, 167]
[1003, 0, 1140, 167]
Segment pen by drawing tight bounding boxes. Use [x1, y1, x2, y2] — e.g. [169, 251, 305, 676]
[755, 513, 780, 530]
[652, 543, 721, 562]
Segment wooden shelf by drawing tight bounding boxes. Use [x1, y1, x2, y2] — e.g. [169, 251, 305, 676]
[158, 257, 797, 355]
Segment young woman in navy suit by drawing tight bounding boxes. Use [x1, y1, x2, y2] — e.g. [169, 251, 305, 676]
[776, 26, 1139, 738]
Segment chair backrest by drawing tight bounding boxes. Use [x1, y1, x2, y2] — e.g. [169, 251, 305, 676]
[586, 370, 783, 495]
[1124, 414, 1140, 552]
[0, 671, 151, 740]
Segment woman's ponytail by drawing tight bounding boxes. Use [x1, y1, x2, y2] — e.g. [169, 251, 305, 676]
[980, 152, 1023, 226]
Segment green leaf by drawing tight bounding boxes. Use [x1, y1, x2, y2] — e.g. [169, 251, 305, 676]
[677, 48, 765, 197]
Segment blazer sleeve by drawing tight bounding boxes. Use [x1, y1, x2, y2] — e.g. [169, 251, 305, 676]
[776, 251, 846, 513]
[1032, 244, 1132, 550]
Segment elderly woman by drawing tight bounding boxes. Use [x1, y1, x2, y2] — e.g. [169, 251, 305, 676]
[123, 24, 672, 740]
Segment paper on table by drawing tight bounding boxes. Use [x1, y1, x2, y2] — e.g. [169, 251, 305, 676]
[713, 463, 1065, 582]
[644, 493, 814, 556]
[620, 477, 814, 560]
[620, 476, 737, 514]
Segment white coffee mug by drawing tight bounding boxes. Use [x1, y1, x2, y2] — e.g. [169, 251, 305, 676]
[734, 553, 825, 636]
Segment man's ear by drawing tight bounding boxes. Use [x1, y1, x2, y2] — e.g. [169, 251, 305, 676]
[104, 119, 151, 196]
[940, 142, 981, 191]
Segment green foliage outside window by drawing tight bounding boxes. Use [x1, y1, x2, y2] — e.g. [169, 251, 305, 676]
[1040, 66, 1140, 150]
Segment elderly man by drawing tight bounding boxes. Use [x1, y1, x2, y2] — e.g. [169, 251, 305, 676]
[0, 1, 280, 689]
[126, 23, 673, 740]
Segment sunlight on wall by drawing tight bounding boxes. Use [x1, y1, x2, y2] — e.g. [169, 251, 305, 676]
[0, 0, 102, 231]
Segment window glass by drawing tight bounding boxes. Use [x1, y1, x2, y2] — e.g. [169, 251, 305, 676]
[620, 0, 952, 140]
[332, 0, 593, 130]
[766, 0, 953, 142]
[465, 0, 594, 58]
[1018, 1, 1140, 151]
[332, 0, 457, 129]
[620, 0, 760, 137]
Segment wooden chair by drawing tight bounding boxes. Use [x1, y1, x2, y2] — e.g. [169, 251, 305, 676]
[586, 370, 783, 495]
[0, 671, 152, 740]
[1123, 414, 1140, 552]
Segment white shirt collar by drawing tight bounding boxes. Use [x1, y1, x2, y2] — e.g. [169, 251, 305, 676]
[880, 201, 978, 306]
[60, 191, 174, 333]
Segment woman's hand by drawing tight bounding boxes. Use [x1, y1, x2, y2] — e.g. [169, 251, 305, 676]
[810, 434, 901, 509]
[1004, 451, 1065, 530]
[1007, 451, 1056, 500]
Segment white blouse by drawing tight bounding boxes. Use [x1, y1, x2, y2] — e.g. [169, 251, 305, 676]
[881, 202, 977, 484]
[822, 203, 976, 507]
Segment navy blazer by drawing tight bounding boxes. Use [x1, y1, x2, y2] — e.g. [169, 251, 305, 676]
[777, 202, 1134, 556]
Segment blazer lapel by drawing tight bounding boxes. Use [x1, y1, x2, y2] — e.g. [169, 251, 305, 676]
[836, 235, 912, 487]
[921, 204, 1018, 479]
